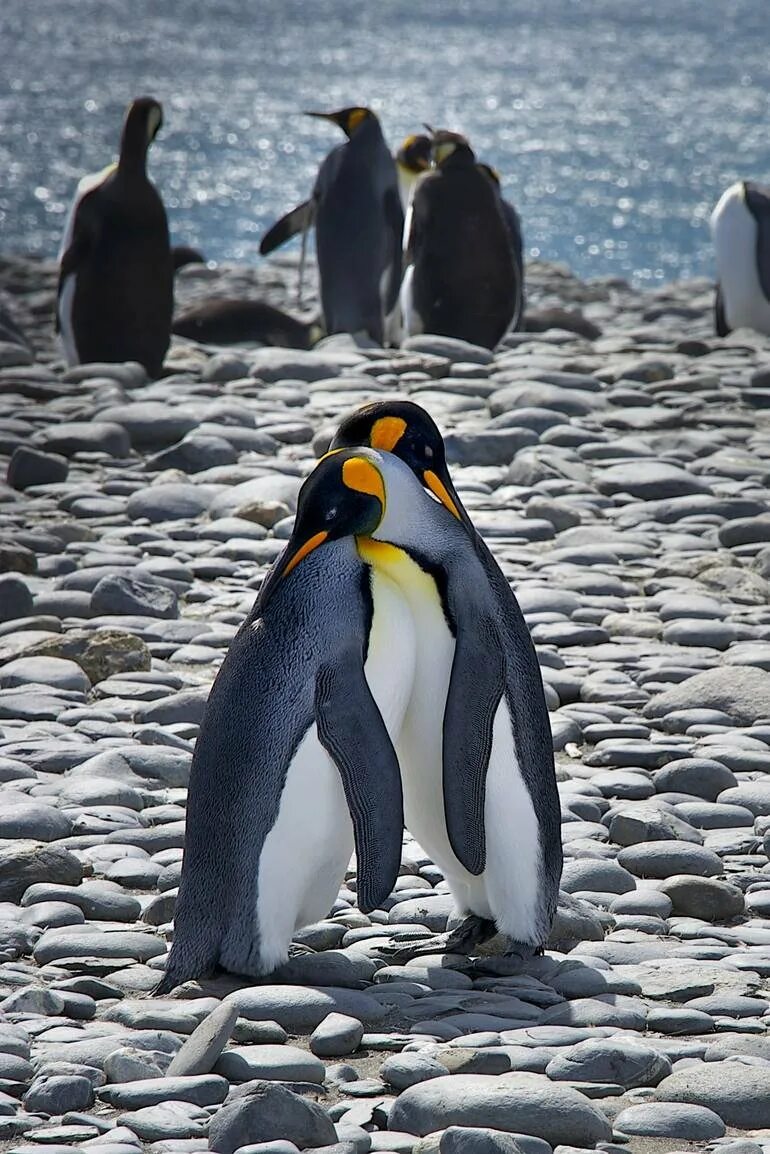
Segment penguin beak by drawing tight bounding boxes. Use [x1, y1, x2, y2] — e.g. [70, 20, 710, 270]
[258, 530, 328, 609]
[423, 467, 465, 525]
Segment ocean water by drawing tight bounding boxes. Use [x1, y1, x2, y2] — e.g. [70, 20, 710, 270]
[1, 0, 768, 284]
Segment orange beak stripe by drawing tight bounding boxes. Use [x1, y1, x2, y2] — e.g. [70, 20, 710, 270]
[370, 416, 407, 453]
[424, 469, 461, 520]
[283, 530, 328, 578]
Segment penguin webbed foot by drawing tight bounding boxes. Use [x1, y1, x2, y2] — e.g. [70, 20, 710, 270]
[376, 914, 499, 964]
[287, 942, 318, 959]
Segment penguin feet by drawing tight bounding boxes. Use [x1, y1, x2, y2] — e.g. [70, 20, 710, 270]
[287, 942, 317, 959]
[377, 915, 498, 964]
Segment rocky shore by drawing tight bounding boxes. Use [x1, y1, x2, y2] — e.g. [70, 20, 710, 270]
[1, 250, 770, 1154]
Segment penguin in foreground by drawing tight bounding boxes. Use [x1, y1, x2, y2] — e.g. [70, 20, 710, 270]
[157, 450, 413, 990]
[395, 133, 432, 212]
[330, 401, 562, 958]
[401, 130, 523, 349]
[260, 107, 404, 345]
[711, 180, 770, 337]
[56, 97, 173, 378]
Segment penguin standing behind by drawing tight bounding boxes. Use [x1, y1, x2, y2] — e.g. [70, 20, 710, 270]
[711, 180, 770, 337]
[260, 107, 404, 345]
[157, 451, 415, 990]
[331, 402, 562, 957]
[56, 97, 173, 378]
[394, 133, 432, 213]
[401, 130, 523, 349]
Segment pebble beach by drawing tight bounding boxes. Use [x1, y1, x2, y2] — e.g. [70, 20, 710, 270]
[1, 252, 770, 1153]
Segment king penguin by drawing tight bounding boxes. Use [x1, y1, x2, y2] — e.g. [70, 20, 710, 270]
[711, 180, 770, 337]
[330, 401, 562, 958]
[401, 130, 522, 349]
[56, 97, 173, 378]
[157, 450, 416, 991]
[395, 133, 432, 213]
[260, 107, 404, 345]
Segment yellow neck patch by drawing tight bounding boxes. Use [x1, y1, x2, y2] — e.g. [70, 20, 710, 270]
[348, 108, 368, 132]
[370, 416, 407, 452]
[342, 457, 385, 508]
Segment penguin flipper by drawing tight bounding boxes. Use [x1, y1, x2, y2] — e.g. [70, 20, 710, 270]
[56, 195, 98, 332]
[715, 284, 730, 337]
[383, 187, 406, 316]
[315, 659, 404, 912]
[443, 612, 506, 876]
[260, 200, 315, 256]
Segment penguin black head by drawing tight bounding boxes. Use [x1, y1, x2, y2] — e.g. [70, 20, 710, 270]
[305, 107, 375, 139]
[330, 400, 466, 527]
[430, 129, 476, 167]
[120, 97, 163, 168]
[258, 449, 386, 608]
[396, 134, 432, 175]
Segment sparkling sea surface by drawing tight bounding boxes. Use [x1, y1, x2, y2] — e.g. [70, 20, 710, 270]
[1, 0, 769, 284]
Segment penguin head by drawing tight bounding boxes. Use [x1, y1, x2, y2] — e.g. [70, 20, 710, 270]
[477, 162, 501, 188]
[330, 401, 466, 527]
[258, 450, 386, 608]
[396, 134, 432, 175]
[430, 129, 476, 167]
[121, 97, 164, 164]
[305, 107, 375, 139]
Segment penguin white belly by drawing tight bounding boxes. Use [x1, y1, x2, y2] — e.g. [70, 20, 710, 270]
[58, 274, 79, 367]
[712, 183, 770, 334]
[361, 540, 542, 944]
[254, 569, 416, 972]
[400, 265, 423, 338]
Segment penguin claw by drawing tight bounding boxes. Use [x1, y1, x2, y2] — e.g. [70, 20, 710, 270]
[376, 915, 500, 965]
[287, 943, 317, 959]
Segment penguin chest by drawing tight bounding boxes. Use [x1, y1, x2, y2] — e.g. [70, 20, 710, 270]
[358, 540, 457, 868]
[713, 185, 770, 332]
[364, 566, 417, 738]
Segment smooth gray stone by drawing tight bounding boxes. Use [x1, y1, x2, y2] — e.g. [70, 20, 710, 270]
[207, 1081, 337, 1154]
[2, 986, 66, 1015]
[645, 1007, 715, 1035]
[0, 576, 34, 622]
[224, 986, 386, 1032]
[444, 429, 537, 467]
[560, 860, 635, 895]
[722, 783, 770, 817]
[214, 1045, 325, 1084]
[548, 892, 605, 951]
[99, 1074, 227, 1108]
[655, 1062, 770, 1127]
[686, 993, 769, 1018]
[91, 575, 178, 620]
[33, 422, 131, 458]
[126, 483, 213, 523]
[659, 876, 745, 921]
[208, 474, 301, 520]
[271, 950, 378, 988]
[22, 882, 141, 923]
[0, 655, 90, 693]
[23, 1073, 94, 1114]
[609, 890, 672, 917]
[544, 1039, 670, 1088]
[8, 446, 69, 490]
[643, 665, 770, 726]
[310, 1014, 365, 1058]
[673, 801, 753, 829]
[0, 802, 72, 842]
[379, 1053, 450, 1091]
[116, 1101, 209, 1141]
[146, 435, 238, 474]
[97, 403, 197, 450]
[597, 462, 707, 499]
[0, 841, 83, 901]
[388, 1073, 611, 1144]
[387, 896, 455, 931]
[662, 620, 738, 650]
[231, 1144, 300, 1154]
[103, 1047, 168, 1083]
[607, 805, 702, 847]
[617, 842, 722, 878]
[166, 1003, 238, 1077]
[33, 929, 166, 965]
[132, 690, 208, 726]
[32, 1030, 181, 1071]
[537, 995, 647, 1030]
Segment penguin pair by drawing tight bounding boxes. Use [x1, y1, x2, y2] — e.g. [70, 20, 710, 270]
[711, 180, 770, 337]
[260, 107, 404, 346]
[401, 130, 525, 348]
[56, 97, 173, 379]
[159, 400, 561, 991]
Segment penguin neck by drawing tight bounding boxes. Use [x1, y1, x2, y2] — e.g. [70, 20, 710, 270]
[118, 120, 151, 181]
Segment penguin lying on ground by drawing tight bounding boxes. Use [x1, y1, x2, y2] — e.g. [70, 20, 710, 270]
[711, 180, 770, 337]
[401, 129, 523, 348]
[157, 450, 412, 990]
[260, 107, 404, 345]
[331, 401, 562, 958]
[172, 298, 323, 349]
[56, 97, 173, 378]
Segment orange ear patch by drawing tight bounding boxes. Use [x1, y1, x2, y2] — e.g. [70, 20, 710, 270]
[342, 457, 385, 507]
[348, 108, 368, 132]
[370, 416, 407, 452]
[424, 469, 461, 520]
